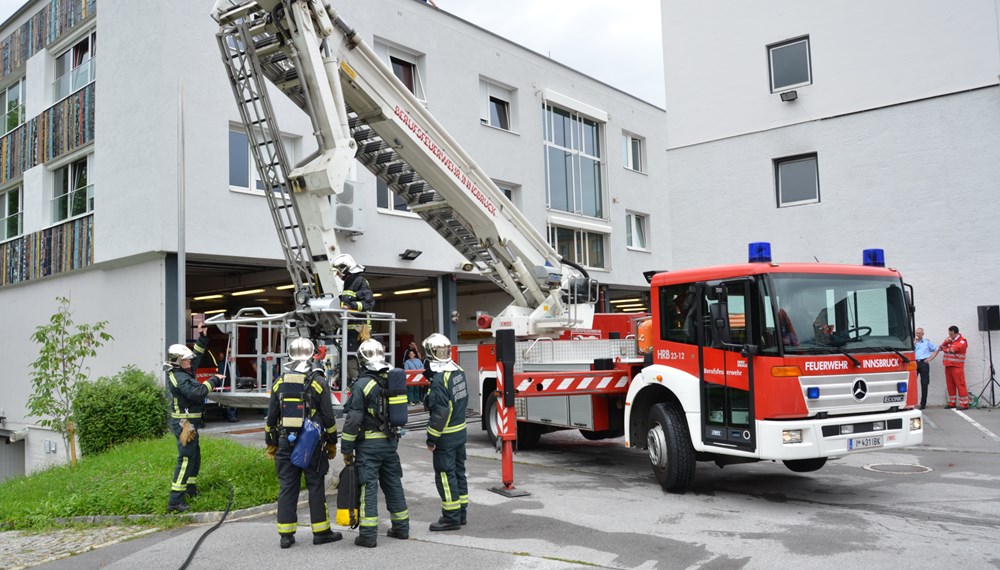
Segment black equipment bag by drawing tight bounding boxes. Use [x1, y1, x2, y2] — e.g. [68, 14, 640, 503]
[335, 463, 359, 528]
[386, 368, 408, 427]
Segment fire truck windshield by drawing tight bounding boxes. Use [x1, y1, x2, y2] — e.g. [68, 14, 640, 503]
[762, 274, 911, 355]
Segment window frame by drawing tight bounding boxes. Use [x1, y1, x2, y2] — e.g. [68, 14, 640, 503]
[2, 77, 26, 136]
[767, 36, 812, 93]
[375, 40, 426, 101]
[53, 29, 97, 103]
[543, 102, 606, 220]
[547, 224, 609, 270]
[376, 178, 419, 218]
[479, 78, 516, 132]
[228, 127, 297, 196]
[51, 153, 94, 224]
[625, 211, 649, 251]
[774, 153, 820, 208]
[1, 183, 23, 242]
[622, 132, 645, 173]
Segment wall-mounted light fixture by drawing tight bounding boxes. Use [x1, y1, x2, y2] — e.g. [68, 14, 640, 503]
[780, 90, 798, 102]
[399, 249, 423, 261]
[194, 294, 224, 301]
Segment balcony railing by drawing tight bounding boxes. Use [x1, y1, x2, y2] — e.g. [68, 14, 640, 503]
[53, 57, 96, 101]
[51, 183, 93, 223]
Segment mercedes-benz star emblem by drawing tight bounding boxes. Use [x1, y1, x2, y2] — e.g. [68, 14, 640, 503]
[852, 378, 869, 401]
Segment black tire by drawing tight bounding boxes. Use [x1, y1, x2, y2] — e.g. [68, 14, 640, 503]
[517, 422, 542, 449]
[782, 458, 828, 473]
[485, 392, 500, 447]
[646, 403, 696, 492]
[580, 429, 618, 441]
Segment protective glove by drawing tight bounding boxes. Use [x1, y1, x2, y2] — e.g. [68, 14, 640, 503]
[326, 443, 337, 460]
[343, 452, 353, 465]
[266, 444, 278, 461]
[179, 420, 196, 446]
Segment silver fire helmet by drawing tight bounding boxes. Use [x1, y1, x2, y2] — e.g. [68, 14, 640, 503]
[166, 344, 194, 367]
[357, 339, 388, 370]
[423, 333, 452, 363]
[288, 337, 316, 362]
[331, 253, 364, 276]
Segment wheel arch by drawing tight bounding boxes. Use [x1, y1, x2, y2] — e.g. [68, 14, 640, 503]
[625, 365, 701, 448]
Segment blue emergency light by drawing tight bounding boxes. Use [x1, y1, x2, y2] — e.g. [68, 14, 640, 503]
[807, 387, 820, 399]
[862, 249, 885, 267]
[897, 381, 908, 393]
[749, 242, 772, 263]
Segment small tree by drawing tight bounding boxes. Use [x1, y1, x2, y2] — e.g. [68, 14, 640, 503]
[28, 296, 112, 467]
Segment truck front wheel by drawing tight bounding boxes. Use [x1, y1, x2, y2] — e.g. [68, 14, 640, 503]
[782, 458, 827, 473]
[646, 403, 696, 492]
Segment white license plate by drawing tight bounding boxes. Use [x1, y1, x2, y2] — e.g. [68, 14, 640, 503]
[849, 435, 883, 450]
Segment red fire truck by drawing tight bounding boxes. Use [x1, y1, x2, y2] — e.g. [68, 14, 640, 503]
[478, 244, 923, 491]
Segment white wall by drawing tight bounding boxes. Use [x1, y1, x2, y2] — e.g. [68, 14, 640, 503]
[662, 0, 1000, 147]
[665, 88, 1000, 403]
[0, 256, 166, 428]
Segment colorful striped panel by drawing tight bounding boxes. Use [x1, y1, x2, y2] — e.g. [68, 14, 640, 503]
[0, 0, 96, 81]
[0, 214, 93, 286]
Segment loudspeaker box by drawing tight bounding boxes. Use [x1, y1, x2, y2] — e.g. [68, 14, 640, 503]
[978, 305, 1000, 331]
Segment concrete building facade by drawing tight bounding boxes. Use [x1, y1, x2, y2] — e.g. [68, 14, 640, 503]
[0, 0, 667, 477]
[661, 0, 1000, 407]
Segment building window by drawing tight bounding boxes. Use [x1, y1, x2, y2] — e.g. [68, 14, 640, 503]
[377, 179, 410, 213]
[3, 78, 26, 135]
[775, 154, 819, 207]
[54, 30, 97, 101]
[375, 40, 426, 101]
[548, 225, 607, 269]
[228, 128, 295, 194]
[626, 212, 648, 250]
[543, 103, 604, 219]
[480, 78, 515, 131]
[768, 36, 811, 92]
[1, 185, 22, 241]
[53, 154, 93, 223]
[622, 132, 645, 173]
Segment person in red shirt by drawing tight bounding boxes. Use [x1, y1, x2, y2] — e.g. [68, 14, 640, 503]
[930, 325, 969, 409]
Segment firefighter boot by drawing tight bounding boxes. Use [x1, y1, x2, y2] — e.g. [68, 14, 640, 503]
[279, 534, 295, 549]
[354, 535, 377, 548]
[167, 500, 190, 514]
[429, 519, 461, 531]
[387, 527, 409, 540]
[313, 530, 343, 545]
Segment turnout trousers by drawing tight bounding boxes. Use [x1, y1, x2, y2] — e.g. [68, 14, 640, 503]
[275, 442, 332, 536]
[945, 366, 969, 407]
[168, 420, 200, 506]
[432, 438, 468, 524]
[356, 437, 409, 540]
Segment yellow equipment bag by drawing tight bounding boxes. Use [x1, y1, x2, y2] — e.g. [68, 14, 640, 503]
[335, 463, 359, 528]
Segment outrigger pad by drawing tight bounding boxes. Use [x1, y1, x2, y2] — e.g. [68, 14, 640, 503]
[489, 485, 530, 498]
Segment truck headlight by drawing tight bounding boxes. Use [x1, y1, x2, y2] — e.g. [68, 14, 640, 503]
[782, 429, 802, 444]
[910, 417, 922, 431]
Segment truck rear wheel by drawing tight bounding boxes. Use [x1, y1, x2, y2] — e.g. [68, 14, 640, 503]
[782, 458, 827, 473]
[485, 392, 500, 447]
[646, 403, 696, 491]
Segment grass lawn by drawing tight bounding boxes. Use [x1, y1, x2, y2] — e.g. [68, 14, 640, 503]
[0, 434, 278, 530]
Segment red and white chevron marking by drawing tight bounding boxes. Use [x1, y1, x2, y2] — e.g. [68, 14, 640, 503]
[404, 370, 429, 385]
[513, 373, 630, 395]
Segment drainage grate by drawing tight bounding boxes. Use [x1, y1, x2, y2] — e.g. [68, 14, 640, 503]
[862, 463, 933, 474]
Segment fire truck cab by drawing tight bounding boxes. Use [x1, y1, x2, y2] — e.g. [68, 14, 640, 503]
[625, 244, 924, 490]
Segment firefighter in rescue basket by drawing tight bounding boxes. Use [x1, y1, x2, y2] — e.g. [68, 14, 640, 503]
[331, 253, 375, 386]
[340, 338, 410, 548]
[423, 333, 469, 531]
[265, 337, 342, 549]
[164, 323, 220, 514]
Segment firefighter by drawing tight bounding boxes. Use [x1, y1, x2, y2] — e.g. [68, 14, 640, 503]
[423, 333, 469, 531]
[265, 337, 342, 549]
[930, 325, 969, 409]
[164, 323, 219, 513]
[340, 339, 409, 548]
[331, 253, 375, 387]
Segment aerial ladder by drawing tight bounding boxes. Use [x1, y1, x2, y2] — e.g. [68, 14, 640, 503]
[211, 0, 599, 338]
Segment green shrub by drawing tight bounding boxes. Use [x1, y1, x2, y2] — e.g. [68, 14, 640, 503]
[74, 366, 168, 456]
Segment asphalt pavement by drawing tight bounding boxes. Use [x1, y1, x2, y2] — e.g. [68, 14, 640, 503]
[21, 404, 1000, 569]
